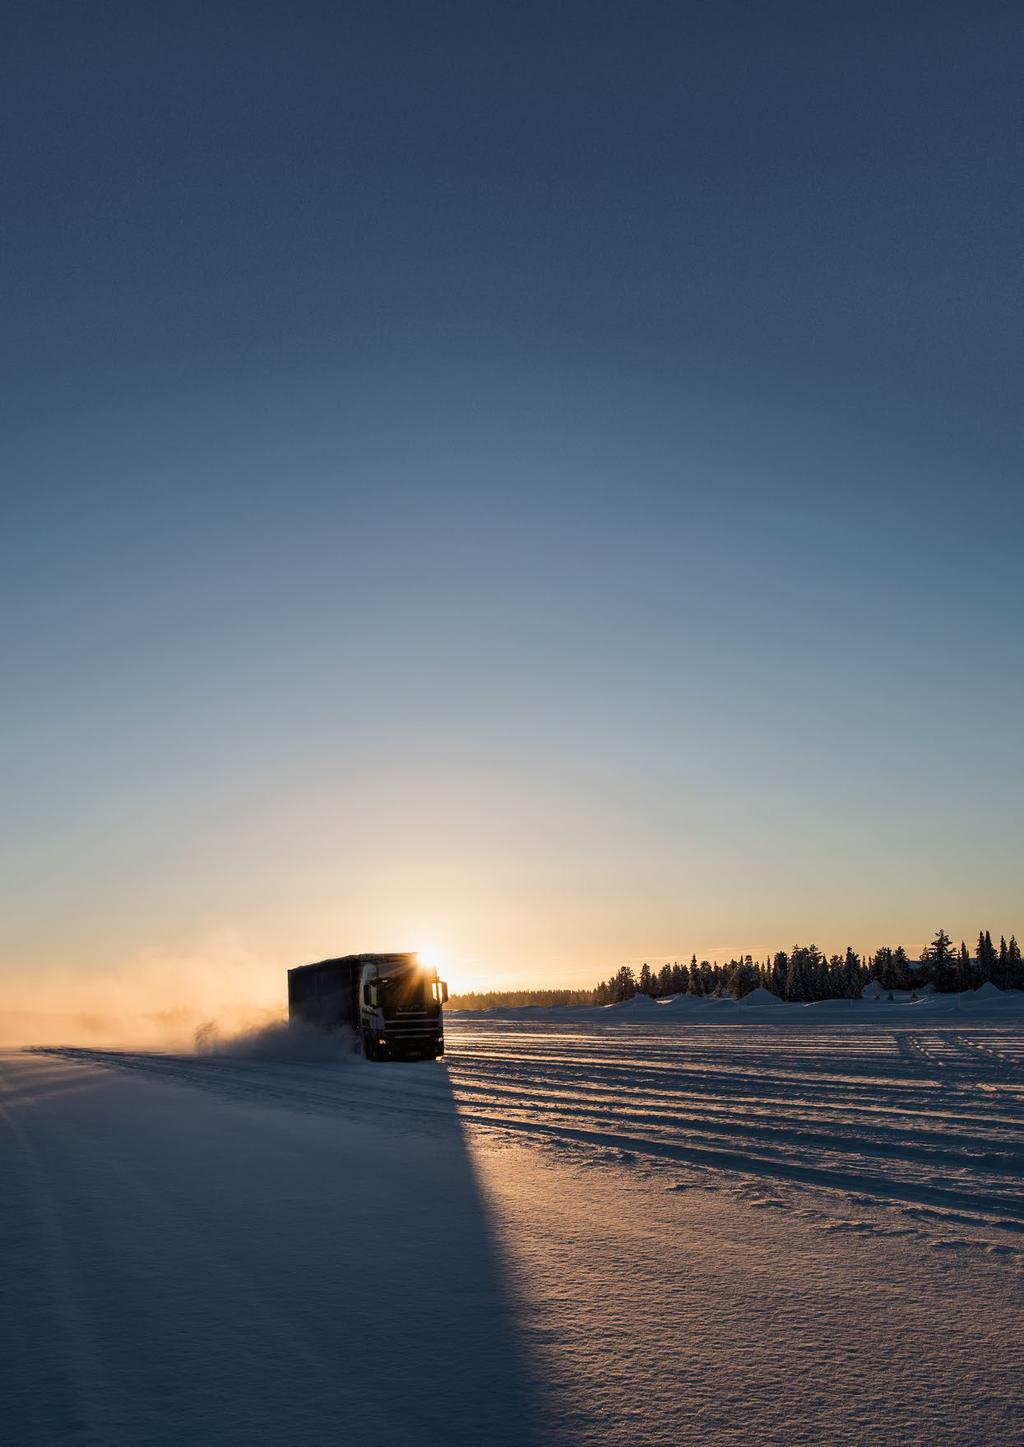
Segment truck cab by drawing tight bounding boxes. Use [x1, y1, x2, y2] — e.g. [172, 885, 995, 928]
[360, 959, 448, 1060]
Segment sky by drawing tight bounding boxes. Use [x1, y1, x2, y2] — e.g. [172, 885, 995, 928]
[1, 2, 1022, 1018]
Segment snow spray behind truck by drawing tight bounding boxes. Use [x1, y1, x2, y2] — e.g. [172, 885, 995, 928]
[287, 953, 449, 1060]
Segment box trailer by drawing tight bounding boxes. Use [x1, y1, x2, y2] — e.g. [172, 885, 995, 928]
[287, 952, 448, 1060]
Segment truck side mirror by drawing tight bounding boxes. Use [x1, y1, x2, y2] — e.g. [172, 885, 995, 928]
[441, 981, 449, 1004]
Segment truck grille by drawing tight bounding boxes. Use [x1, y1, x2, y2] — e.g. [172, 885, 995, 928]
[385, 1011, 440, 1040]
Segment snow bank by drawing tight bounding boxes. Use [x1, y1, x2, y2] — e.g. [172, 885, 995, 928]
[451, 984, 1024, 1024]
[734, 987, 785, 1008]
[972, 982, 1005, 1000]
[603, 993, 663, 1012]
[662, 993, 714, 1010]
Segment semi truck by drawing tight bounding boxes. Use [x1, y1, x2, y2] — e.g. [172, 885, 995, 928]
[287, 952, 449, 1060]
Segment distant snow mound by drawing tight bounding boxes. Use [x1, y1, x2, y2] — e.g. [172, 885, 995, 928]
[193, 1017, 357, 1061]
[735, 987, 784, 1007]
[972, 982, 1004, 999]
[605, 993, 661, 1011]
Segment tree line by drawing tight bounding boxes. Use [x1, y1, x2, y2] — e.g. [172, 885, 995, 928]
[445, 929, 1022, 1011]
[446, 988, 596, 1012]
[593, 928, 1023, 1005]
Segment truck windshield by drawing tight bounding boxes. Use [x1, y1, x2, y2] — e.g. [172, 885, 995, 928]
[377, 975, 434, 1010]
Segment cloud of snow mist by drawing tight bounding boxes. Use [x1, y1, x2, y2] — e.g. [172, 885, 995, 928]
[0, 931, 283, 1048]
[193, 1016, 358, 1061]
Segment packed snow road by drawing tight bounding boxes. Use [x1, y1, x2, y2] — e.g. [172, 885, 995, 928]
[2, 1014, 1022, 1445]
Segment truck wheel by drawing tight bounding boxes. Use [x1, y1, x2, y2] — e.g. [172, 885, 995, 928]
[363, 1033, 377, 1061]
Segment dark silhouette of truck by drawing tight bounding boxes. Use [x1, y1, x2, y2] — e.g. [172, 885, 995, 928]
[287, 952, 449, 1060]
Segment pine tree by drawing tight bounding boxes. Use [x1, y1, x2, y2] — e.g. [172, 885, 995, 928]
[996, 936, 1010, 989]
[984, 930, 996, 984]
[922, 928, 956, 992]
[1008, 936, 1023, 989]
[729, 959, 753, 999]
[613, 964, 637, 1002]
[770, 951, 788, 998]
[874, 947, 897, 991]
[784, 952, 803, 1002]
[892, 945, 910, 990]
[827, 955, 843, 998]
[954, 941, 971, 993]
[842, 946, 863, 999]
[786, 945, 823, 1002]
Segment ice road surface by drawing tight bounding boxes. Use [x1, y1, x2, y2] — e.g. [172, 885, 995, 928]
[3, 1008, 1023, 1446]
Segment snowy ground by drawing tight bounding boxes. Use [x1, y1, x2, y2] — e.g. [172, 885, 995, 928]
[2, 1003, 1022, 1445]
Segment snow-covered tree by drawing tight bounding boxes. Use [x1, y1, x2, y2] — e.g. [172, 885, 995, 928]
[922, 928, 957, 992]
[612, 965, 637, 1002]
[769, 951, 788, 998]
[786, 945, 823, 1002]
[840, 946, 863, 998]
[892, 945, 910, 990]
[996, 937, 1010, 989]
[873, 947, 898, 991]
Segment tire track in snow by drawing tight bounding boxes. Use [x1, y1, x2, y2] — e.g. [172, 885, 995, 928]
[452, 1053, 1024, 1130]
[952, 1034, 1024, 1076]
[448, 1077, 1024, 1176]
[451, 1106, 1024, 1232]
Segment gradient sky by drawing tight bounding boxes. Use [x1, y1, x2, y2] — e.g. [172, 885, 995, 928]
[2, 2, 1021, 1002]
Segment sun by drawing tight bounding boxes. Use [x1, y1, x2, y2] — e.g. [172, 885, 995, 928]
[416, 943, 445, 970]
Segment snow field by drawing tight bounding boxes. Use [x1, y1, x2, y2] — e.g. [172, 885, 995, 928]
[3, 1010, 1022, 1445]
[0, 1048, 545, 1447]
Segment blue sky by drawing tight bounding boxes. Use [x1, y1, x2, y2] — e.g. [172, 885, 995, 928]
[1, 2, 1021, 993]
